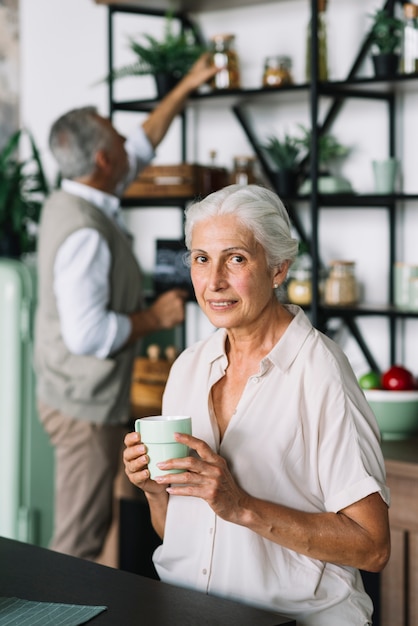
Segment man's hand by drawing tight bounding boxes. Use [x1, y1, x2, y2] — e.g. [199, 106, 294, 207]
[149, 288, 187, 329]
[180, 52, 219, 92]
[142, 53, 219, 148]
[128, 289, 187, 343]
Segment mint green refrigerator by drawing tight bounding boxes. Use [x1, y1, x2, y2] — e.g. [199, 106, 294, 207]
[0, 258, 54, 548]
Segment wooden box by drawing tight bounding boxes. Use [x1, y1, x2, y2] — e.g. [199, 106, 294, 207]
[130, 347, 177, 417]
[124, 163, 229, 199]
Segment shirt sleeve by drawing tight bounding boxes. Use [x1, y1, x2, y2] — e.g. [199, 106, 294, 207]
[53, 228, 132, 358]
[314, 354, 391, 512]
[115, 125, 155, 195]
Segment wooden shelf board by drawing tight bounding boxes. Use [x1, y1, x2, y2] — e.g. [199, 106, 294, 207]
[95, 0, 279, 12]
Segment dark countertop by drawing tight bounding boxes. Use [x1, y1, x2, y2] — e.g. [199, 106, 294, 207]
[0, 537, 295, 626]
[382, 437, 418, 464]
[381, 438, 418, 483]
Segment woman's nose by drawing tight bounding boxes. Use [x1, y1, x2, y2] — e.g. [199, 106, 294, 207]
[208, 263, 227, 289]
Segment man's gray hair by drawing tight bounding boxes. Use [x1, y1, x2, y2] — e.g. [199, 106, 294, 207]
[49, 106, 113, 179]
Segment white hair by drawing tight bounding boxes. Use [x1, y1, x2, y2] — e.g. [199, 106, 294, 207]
[184, 184, 299, 270]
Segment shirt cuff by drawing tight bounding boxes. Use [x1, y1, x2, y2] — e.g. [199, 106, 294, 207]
[115, 126, 155, 197]
[103, 313, 132, 357]
[325, 475, 391, 513]
[126, 126, 155, 166]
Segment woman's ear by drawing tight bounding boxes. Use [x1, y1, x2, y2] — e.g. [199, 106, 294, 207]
[272, 260, 290, 288]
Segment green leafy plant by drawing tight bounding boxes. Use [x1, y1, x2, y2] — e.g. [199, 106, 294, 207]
[108, 13, 206, 82]
[295, 125, 350, 170]
[0, 128, 50, 257]
[262, 133, 302, 170]
[369, 8, 403, 55]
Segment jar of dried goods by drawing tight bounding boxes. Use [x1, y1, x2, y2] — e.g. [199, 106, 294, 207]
[324, 260, 359, 305]
[231, 156, 256, 185]
[210, 34, 241, 90]
[262, 56, 293, 87]
[287, 269, 312, 305]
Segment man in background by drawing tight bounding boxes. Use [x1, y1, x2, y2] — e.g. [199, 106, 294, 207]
[34, 55, 217, 561]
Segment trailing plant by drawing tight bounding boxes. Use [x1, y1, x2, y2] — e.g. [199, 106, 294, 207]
[0, 128, 50, 257]
[107, 13, 206, 82]
[262, 133, 302, 170]
[369, 8, 403, 55]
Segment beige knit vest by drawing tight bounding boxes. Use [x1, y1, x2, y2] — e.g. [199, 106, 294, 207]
[34, 190, 143, 424]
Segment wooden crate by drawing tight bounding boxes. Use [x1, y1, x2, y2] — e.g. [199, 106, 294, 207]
[124, 163, 229, 198]
[130, 348, 175, 417]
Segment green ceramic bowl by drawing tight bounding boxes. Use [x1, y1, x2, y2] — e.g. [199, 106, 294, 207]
[365, 389, 418, 440]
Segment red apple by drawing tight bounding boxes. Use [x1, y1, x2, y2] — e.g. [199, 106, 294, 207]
[381, 365, 416, 391]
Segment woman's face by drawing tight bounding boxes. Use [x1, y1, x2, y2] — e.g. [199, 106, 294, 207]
[190, 214, 286, 331]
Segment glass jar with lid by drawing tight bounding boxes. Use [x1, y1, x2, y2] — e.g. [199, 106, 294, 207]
[262, 56, 293, 88]
[401, 3, 418, 74]
[209, 33, 241, 90]
[231, 156, 256, 185]
[287, 269, 312, 305]
[324, 260, 359, 305]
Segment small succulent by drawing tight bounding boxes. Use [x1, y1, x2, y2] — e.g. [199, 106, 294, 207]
[295, 125, 350, 169]
[108, 13, 206, 82]
[262, 133, 302, 170]
[369, 8, 403, 55]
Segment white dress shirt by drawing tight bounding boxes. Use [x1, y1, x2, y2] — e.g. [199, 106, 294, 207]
[155, 305, 390, 625]
[54, 127, 154, 359]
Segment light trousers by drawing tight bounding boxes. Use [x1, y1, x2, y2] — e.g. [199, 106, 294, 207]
[38, 401, 130, 561]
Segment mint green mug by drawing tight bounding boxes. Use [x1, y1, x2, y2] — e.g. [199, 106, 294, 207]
[135, 415, 192, 479]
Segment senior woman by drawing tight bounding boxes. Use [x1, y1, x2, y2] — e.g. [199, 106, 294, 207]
[124, 184, 390, 625]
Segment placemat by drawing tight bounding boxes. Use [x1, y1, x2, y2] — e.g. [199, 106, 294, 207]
[0, 597, 107, 625]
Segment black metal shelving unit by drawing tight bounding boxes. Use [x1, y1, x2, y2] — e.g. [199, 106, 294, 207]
[106, 0, 418, 369]
[305, 0, 417, 371]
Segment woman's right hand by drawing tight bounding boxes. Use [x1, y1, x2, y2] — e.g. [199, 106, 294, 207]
[123, 431, 167, 496]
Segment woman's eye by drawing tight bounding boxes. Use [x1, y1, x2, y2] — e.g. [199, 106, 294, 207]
[230, 255, 244, 264]
[193, 255, 207, 264]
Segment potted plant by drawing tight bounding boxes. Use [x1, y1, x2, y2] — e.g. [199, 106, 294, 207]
[368, 8, 403, 78]
[262, 133, 302, 195]
[295, 125, 352, 194]
[0, 128, 50, 258]
[107, 13, 206, 98]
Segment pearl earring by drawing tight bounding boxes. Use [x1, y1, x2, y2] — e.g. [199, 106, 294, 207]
[273, 283, 279, 289]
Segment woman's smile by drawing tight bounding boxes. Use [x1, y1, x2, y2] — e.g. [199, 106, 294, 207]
[208, 299, 238, 309]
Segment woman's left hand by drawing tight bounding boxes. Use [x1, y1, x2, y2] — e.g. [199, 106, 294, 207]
[154, 432, 248, 524]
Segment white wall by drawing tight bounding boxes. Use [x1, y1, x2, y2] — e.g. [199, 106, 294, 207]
[19, 0, 418, 376]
